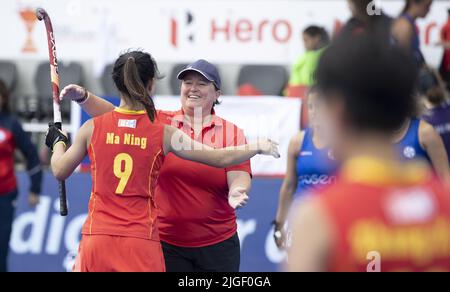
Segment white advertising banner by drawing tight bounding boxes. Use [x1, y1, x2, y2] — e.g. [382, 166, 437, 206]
[2, 0, 447, 68]
[148, 96, 301, 176]
[153, 96, 301, 176]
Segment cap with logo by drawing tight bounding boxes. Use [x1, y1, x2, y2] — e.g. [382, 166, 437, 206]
[177, 59, 221, 90]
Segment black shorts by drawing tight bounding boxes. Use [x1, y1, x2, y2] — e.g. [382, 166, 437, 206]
[161, 233, 240, 272]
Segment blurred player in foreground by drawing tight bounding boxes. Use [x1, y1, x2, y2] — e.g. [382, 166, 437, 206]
[287, 35, 450, 272]
[46, 50, 279, 272]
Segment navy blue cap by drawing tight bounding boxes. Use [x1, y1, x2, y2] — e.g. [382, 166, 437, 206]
[177, 59, 221, 90]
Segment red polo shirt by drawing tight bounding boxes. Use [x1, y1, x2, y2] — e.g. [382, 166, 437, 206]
[155, 109, 252, 247]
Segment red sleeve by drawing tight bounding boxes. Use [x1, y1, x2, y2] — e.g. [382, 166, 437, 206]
[442, 23, 450, 41]
[225, 125, 252, 176]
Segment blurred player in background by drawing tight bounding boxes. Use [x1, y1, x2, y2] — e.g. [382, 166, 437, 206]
[393, 116, 450, 182]
[392, 0, 433, 66]
[0, 79, 42, 272]
[421, 69, 450, 165]
[339, 0, 393, 40]
[48, 50, 279, 272]
[62, 60, 256, 272]
[274, 86, 338, 250]
[288, 34, 450, 272]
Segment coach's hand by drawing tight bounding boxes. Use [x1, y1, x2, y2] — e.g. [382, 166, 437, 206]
[45, 122, 68, 151]
[60, 84, 88, 103]
[258, 138, 280, 158]
[228, 187, 249, 209]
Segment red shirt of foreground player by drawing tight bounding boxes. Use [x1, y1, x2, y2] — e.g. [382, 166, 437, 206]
[319, 157, 450, 272]
[155, 109, 251, 247]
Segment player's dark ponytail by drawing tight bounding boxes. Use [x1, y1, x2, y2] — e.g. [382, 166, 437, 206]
[112, 50, 161, 122]
[123, 57, 156, 122]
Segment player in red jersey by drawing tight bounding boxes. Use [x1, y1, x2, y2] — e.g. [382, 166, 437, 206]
[287, 34, 450, 272]
[45, 50, 279, 272]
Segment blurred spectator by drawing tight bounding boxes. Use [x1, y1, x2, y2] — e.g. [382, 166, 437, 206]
[0, 79, 42, 272]
[421, 69, 450, 165]
[285, 26, 329, 95]
[438, 9, 450, 91]
[392, 0, 433, 67]
[285, 25, 329, 128]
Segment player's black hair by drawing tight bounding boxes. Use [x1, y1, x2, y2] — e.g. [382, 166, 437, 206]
[112, 50, 161, 122]
[0, 79, 10, 113]
[315, 34, 418, 133]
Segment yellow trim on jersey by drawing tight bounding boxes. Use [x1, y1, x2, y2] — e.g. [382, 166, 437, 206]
[114, 107, 146, 115]
[147, 149, 163, 239]
[341, 156, 430, 186]
[89, 143, 98, 235]
[148, 149, 163, 198]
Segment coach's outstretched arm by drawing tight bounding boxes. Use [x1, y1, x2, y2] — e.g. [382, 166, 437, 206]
[60, 84, 114, 117]
[163, 125, 280, 168]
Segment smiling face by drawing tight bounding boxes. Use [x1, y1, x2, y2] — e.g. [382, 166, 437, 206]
[180, 71, 221, 117]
